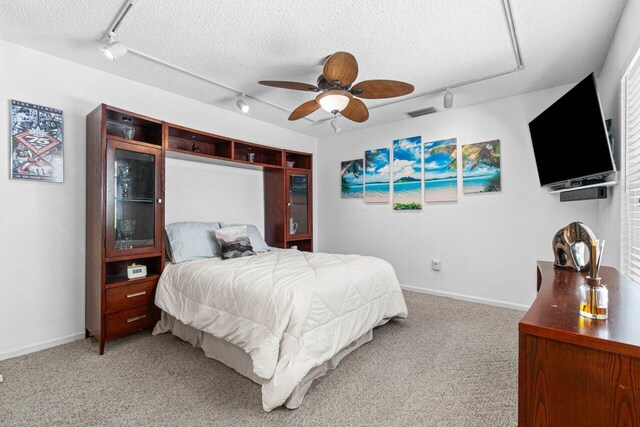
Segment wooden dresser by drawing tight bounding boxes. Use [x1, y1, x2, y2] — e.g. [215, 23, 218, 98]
[519, 261, 640, 426]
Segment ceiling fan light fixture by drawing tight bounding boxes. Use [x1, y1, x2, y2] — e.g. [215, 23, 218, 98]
[443, 89, 454, 109]
[236, 95, 249, 113]
[317, 90, 352, 114]
[102, 33, 128, 61]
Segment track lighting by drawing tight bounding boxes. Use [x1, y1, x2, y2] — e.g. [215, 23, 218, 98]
[330, 117, 341, 133]
[236, 95, 249, 113]
[443, 89, 454, 109]
[102, 32, 128, 61]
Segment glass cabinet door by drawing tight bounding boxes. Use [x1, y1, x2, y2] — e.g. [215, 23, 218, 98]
[106, 140, 162, 258]
[287, 171, 311, 238]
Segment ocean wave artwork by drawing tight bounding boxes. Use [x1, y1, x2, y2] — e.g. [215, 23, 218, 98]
[393, 136, 422, 210]
[341, 158, 364, 198]
[424, 138, 457, 202]
[364, 148, 390, 203]
[462, 139, 501, 194]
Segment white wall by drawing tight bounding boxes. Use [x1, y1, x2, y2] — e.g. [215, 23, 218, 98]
[317, 85, 602, 309]
[597, 0, 640, 268]
[0, 39, 317, 359]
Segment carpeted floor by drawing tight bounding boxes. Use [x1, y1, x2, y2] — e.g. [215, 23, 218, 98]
[0, 291, 522, 426]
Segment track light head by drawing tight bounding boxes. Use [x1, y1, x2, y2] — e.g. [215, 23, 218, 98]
[102, 33, 128, 61]
[443, 89, 454, 109]
[330, 118, 341, 133]
[236, 96, 249, 113]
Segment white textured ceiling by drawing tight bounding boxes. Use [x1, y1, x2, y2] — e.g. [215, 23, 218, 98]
[0, 0, 628, 137]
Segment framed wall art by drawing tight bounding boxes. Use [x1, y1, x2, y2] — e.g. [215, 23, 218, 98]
[10, 100, 64, 182]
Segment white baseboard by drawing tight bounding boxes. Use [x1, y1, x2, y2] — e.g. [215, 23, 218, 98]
[0, 331, 86, 361]
[400, 284, 530, 311]
[0, 287, 528, 361]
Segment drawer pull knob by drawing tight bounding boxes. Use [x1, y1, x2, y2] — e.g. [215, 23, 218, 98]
[126, 315, 146, 323]
[126, 291, 147, 298]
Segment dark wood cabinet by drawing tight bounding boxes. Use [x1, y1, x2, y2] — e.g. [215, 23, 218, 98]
[87, 105, 313, 354]
[285, 169, 312, 244]
[519, 262, 640, 426]
[86, 105, 164, 354]
[105, 139, 164, 260]
[264, 152, 313, 251]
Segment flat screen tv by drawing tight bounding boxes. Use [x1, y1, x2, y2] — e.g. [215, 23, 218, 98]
[528, 73, 615, 187]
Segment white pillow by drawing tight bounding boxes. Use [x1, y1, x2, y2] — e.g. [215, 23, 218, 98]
[165, 221, 222, 263]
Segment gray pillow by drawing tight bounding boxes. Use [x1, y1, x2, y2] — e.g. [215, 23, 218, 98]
[221, 223, 270, 252]
[213, 226, 256, 260]
[165, 221, 222, 263]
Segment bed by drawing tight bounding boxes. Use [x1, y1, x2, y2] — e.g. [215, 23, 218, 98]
[153, 248, 407, 411]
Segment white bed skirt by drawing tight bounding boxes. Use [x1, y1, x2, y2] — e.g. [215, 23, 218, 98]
[153, 311, 383, 409]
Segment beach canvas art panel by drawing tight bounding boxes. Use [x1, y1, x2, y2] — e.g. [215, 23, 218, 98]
[462, 139, 501, 194]
[393, 136, 422, 210]
[341, 159, 364, 198]
[364, 148, 390, 203]
[424, 138, 458, 202]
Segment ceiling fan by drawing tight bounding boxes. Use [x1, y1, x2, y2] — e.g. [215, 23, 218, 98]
[258, 52, 414, 123]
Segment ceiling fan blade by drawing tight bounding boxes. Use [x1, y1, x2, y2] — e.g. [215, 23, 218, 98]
[323, 52, 359, 87]
[351, 80, 414, 99]
[340, 98, 369, 123]
[288, 100, 321, 121]
[258, 80, 320, 92]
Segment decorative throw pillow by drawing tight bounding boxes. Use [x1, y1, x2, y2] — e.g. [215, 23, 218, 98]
[213, 226, 256, 260]
[221, 223, 270, 252]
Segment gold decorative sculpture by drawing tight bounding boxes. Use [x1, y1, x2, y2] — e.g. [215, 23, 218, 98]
[552, 222, 597, 271]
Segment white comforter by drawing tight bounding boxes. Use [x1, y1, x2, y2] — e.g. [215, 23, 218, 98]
[154, 249, 407, 411]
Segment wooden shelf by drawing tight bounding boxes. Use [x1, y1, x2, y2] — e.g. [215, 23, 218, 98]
[106, 107, 162, 147]
[286, 238, 312, 251]
[285, 151, 312, 170]
[231, 157, 283, 169]
[106, 135, 164, 150]
[105, 251, 163, 263]
[167, 124, 232, 159]
[286, 235, 312, 242]
[166, 148, 281, 171]
[165, 124, 286, 169]
[234, 141, 283, 167]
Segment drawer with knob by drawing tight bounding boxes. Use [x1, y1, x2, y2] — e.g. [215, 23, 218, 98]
[105, 279, 157, 315]
[105, 305, 158, 340]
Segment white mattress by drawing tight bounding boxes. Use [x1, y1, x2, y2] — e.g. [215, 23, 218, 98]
[154, 249, 408, 411]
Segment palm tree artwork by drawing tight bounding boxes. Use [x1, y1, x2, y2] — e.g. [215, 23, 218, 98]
[424, 138, 458, 202]
[461, 140, 501, 193]
[341, 159, 364, 198]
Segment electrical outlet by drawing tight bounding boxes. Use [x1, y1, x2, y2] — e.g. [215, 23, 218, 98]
[0, 374, 3, 383]
[432, 260, 441, 271]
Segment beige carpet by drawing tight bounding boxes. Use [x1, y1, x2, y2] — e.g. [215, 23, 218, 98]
[0, 291, 521, 426]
